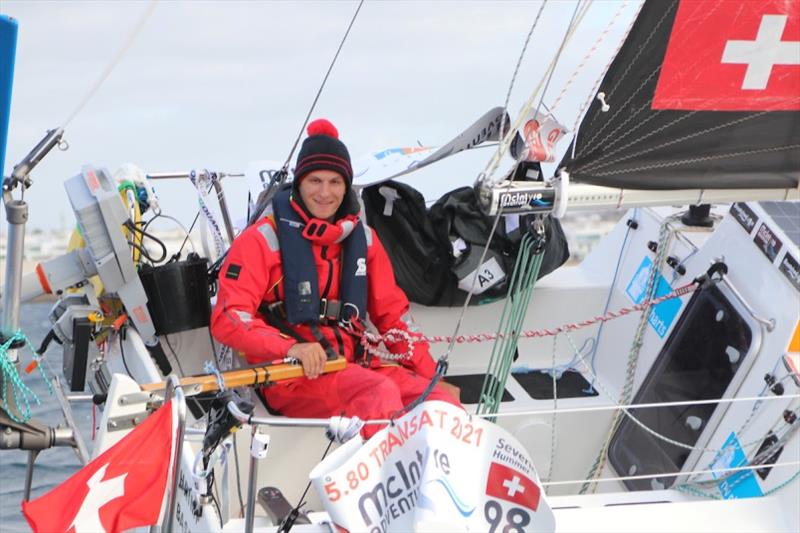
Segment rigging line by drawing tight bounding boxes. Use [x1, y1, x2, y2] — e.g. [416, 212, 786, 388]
[581, 108, 694, 169]
[281, 0, 365, 172]
[492, 0, 549, 169]
[546, 333, 558, 484]
[563, 329, 724, 455]
[680, 419, 799, 488]
[550, 0, 630, 113]
[582, 111, 769, 173]
[570, 0, 644, 136]
[585, 208, 636, 391]
[485, 392, 800, 419]
[590, 143, 800, 176]
[583, 217, 679, 490]
[176, 180, 216, 258]
[443, 0, 588, 363]
[583, 0, 674, 133]
[540, 460, 800, 488]
[578, 63, 664, 156]
[61, 0, 158, 129]
[578, 0, 742, 158]
[483, 0, 593, 187]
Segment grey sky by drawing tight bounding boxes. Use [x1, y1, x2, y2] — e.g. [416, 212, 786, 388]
[3, 0, 639, 231]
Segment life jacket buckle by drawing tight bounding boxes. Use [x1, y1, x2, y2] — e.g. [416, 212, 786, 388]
[319, 298, 344, 323]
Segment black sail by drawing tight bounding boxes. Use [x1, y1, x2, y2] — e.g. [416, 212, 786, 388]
[560, 0, 799, 190]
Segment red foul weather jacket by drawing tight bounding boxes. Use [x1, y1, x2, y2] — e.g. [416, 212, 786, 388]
[210, 215, 437, 378]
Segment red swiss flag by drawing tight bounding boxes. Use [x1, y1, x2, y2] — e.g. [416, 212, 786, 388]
[653, 0, 799, 111]
[485, 462, 541, 512]
[22, 399, 176, 533]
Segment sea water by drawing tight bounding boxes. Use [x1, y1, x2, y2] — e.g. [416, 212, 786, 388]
[0, 302, 93, 532]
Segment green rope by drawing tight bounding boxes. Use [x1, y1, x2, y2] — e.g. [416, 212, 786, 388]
[580, 215, 678, 494]
[477, 232, 545, 420]
[0, 330, 52, 423]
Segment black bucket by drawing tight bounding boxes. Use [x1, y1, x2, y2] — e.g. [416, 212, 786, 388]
[139, 254, 212, 335]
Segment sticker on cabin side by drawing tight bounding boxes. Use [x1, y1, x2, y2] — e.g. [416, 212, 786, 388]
[711, 432, 764, 499]
[778, 253, 800, 291]
[730, 203, 758, 233]
[753, 222, 783, 262]
[625, 257, 683, 338]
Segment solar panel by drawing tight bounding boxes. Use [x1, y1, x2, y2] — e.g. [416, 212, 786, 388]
[760, 201, 800, 249]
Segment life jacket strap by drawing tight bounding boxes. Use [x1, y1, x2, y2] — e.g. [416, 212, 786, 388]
[259, 298, 346, 324]
[258, 300, 341, 360]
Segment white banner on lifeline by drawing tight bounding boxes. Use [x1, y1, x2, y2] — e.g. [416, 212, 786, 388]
[309, 400, 555, 532]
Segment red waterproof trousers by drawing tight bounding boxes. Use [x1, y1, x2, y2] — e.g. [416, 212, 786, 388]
[263, 365, 457, 438]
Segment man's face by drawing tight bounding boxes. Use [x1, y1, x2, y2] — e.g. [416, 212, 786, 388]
[298, 169, 346, 221]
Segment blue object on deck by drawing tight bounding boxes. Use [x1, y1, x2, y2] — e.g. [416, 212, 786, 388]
[0, 15, 18, 177]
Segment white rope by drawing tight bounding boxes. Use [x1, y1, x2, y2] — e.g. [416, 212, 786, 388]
[581, 109, 695, 167]
[485, 0, 548, 176]
[588, 143, 800, 177]
[326, 415, 364, 443]
[550, 1, 630, 113]
[485, 393, 800, 419]
[579, 1, 674, 142]
[581, 112, 769, 173]
[442, 1, 590, 363]
[570, 0, 645, 136]
[483, 0, 593, 188]
[540, 460, 800, 488]
[546, 334, 559, 483]
[61, 0, 157, 128]
[578, 64, 664, 155]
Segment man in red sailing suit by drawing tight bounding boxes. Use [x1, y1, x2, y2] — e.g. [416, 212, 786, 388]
[211, 119, 459, 437]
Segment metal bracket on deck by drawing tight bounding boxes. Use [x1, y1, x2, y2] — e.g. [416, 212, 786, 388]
[106, 411, 150, 431]
[117, 391, 154, 406]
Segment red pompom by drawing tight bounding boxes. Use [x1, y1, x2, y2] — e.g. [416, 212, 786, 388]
[306, 118, 339, 139]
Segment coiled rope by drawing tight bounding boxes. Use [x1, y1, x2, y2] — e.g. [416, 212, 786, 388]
[0, 331, 52, 423]
[477, 231, 546, 418]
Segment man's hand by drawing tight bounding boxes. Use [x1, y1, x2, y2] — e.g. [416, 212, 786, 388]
[287, 342, 327, 379]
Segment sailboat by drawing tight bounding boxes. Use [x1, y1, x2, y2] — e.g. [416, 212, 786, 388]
[1, 0, 798, 531]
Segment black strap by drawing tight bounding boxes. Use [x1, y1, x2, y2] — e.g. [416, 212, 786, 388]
[259, 302, 309, 344]
[309, 323, 338, 360]
[259, 302, 339, 360]
[259, 299, 348, 324]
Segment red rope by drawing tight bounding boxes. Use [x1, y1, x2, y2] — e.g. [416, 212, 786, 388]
[368, 282, 698, 349]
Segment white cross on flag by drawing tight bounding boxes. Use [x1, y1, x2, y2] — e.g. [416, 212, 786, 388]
[485, 461, 541, 511]
[22, 399, 177, 533]
[652, 0, 799, 111]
